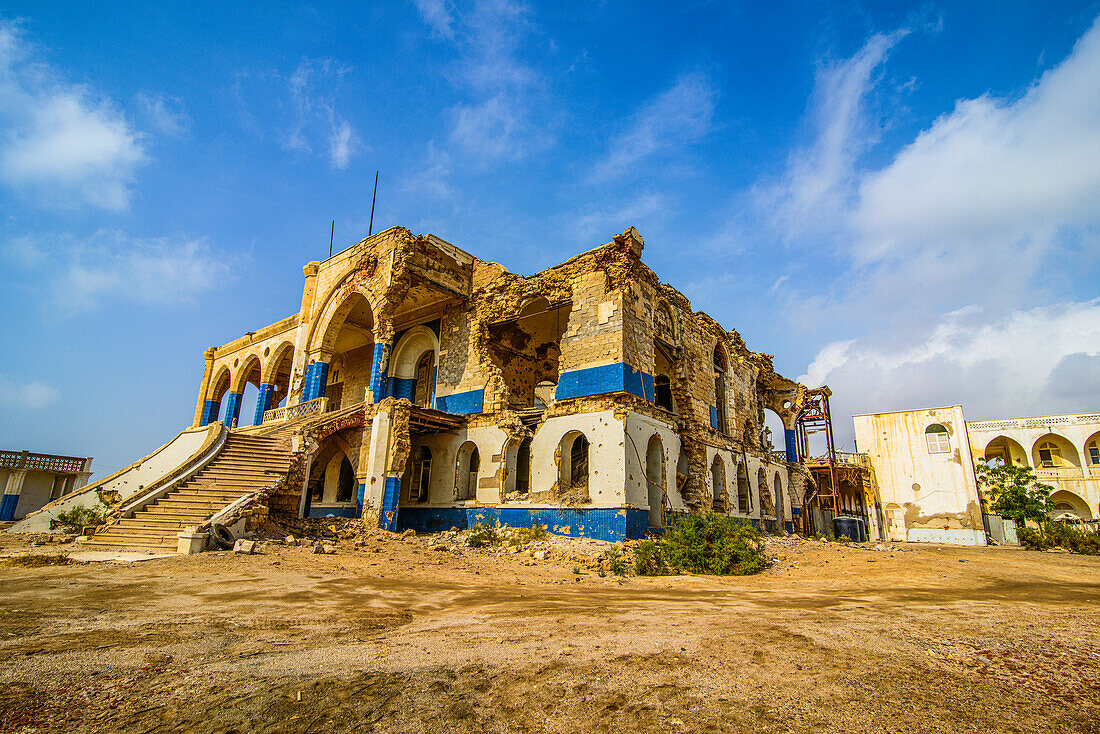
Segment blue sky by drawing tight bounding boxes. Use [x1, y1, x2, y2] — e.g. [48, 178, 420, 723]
[2, 1, 1099, 474]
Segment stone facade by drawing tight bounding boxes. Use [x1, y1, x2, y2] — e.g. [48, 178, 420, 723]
[191, 226, 813, 540]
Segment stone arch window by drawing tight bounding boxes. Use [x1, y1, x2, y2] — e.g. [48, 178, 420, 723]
[456, 442, 480, 501]
[925, 424, 951, 454]
[711, 455, 726, 512]
[646, 434, 664, 528]
[413, 351, 435, 407]
[713, 344, 729, 435]
[558, 431, 590, 493]
[984, 435, 1028, 467]
[736, 462, 751, 514]
[1032, 434, 1080, 468]
[1087, 435, 1100, 466]
[410, 446, 432, 502]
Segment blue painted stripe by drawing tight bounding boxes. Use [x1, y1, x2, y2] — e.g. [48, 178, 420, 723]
[389, 377, 414, 401]
[435, 388, 484, 415]
[370, 343, 390, 400]
[200, 399, 220, 426]
[223, 392, 242, 428]
[556, 363, 654, 401]
[710, 405, 718, 429]
[356, 482, 366, 517]
[396, 506, 650, 542]
[380, 477, 401, 531]
[303, 362, 329, 402]
[0, 494, 18, 521]
[254, 384, 275, 425]
[784, 428, 799, 462]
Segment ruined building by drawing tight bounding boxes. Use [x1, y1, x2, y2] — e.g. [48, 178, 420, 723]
[23, 227, 816, 547]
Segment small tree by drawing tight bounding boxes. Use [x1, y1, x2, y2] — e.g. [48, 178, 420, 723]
[975, 460, 1053, 524]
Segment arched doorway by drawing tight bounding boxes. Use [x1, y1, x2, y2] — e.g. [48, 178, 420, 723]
[391, 326, 438, 408]
[711, 455, 727, 512]
[558, 432, 590, 495]
[456, 442, 480, 501]
[316, 293, 376, 409]
[646, 435, 664, 528]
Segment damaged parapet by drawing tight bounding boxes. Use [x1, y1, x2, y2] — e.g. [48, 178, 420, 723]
[190, 225, 814, 541]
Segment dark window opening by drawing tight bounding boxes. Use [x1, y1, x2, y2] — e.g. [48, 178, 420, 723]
[336, 457, 355, 502]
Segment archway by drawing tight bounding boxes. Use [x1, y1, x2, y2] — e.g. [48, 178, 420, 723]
[984, 435, 1028, 467]
[646, 435, 664, 527]
[204, 366, 232, 425]
[231, 354, 262, 428]
[763, 409, 786, 455]
[1086, 432, 1100, 467]
[558, 431, 590, 495]
[304, 442, 358, 513]
[502, 437, 532, 500]
[391, 326, 438, 408]
[259, 342, 294, 421]
[1050, 490, 1093, 521]
[1031, 433, 1081, 468]
[713, 343, 729, 434]
[317, 293, 376, 408]
[736, 462, 751, 514]
[456, 441, 480, 501]
[711, 455, 727, 512]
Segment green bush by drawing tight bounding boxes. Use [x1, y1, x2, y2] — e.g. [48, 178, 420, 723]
[633, 540, 668, 576]
[604, 548, 626, 576]
[465, 523, 499, 548]
[1019, 522, 1100, 555]
[637, 513, 767, 576]
[49, 504, 107, 534]
[508, 524, 548, 546]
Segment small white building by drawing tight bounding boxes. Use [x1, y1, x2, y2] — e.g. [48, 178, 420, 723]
[853, 407, 1100, 545]
[0, 451, 94, 522]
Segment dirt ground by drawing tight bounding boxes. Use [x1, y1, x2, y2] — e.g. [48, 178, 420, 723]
[0, 528, 1098, 734]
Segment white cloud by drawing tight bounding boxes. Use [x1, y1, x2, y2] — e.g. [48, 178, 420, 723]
[854, 16, 1100, 265]
[0, 21, 146, 210]
[591, 72, 717, 182]
[285, 58, 362, 170]
[568, 192, 668, 247]
[800, 300, 1100, 445]
[0, 374, 61, 410]
[413, 0, 455, 39]
[136, 92, 190, 137]
[765, 30, 907, 241]
[4, 230, 230, 313]
[415, 0, 549, 163]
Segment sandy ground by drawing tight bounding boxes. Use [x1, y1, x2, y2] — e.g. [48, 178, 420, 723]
[0, 529, 1098, 733]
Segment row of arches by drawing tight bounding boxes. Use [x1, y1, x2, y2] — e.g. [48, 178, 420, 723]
[982, 432, 1100, 470]
[205, 341, 295, 428]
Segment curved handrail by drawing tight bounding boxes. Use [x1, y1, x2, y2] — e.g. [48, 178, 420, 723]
[118, 424, 229, 519]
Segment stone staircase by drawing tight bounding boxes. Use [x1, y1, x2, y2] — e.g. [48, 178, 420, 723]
[86, 434, 293, 552]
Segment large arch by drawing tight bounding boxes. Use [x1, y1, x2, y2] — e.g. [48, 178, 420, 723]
[202, 365, 233, 424]
[259, 341, 295, 418]
[646, 434, 665, 528]
[261, 341, 295, 384]
[1050, 490, 1093, 521]
[391, 326, 439, 408]
[984, 435, 1029, 467]
[1032, 433, 1081, 468]
[315, 292, 376, 409]
[309, 279, 380, 357]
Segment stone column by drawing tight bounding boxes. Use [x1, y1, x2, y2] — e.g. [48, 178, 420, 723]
[254, 384, 276, 425]
[302, 361, 330, 403]
[1, 466, 28, 521]
[193, 348, 216, 428]
[368, 323, 394, 403]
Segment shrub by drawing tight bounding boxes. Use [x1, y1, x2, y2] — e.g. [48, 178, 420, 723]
[50, 504, 107, 535]
[1020, 522, 1100, 555]
[633, 540, 668, 576]
[655, 513, 767, 576]
[605, 548, 626, 576]
[466, 523, 499, 548]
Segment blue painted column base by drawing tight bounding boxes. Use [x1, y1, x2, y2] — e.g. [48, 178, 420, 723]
[0, 494, 18, 521]
[370, 343, 390, 400]
[200, 399, 219, 426]
[380, 477, 400, 532]
[254, 384, 275, 425]
[303, 362, 330, 403]
[223, 392, 242, 429]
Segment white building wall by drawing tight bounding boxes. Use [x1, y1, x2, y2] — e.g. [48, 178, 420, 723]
[854, 406, 986, 546]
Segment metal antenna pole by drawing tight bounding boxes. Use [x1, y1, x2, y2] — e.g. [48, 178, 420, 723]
[329, 220, 334, 258]
[368, 170, 379, 236]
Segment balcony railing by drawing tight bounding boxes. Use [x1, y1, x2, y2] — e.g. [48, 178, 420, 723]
[262, 397, 328, 425]
[0, 450, 87, 474]
[968, 413, 1100, 432]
